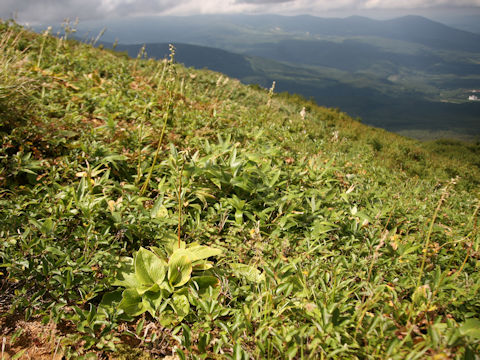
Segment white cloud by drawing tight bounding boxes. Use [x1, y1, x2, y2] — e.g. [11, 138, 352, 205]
[1, 0, 480, 23]
[362, 0, 480, 9]
[161, 0, 247, 15]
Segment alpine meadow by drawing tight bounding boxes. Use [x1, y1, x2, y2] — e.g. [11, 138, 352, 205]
[0, 19, 480, 359]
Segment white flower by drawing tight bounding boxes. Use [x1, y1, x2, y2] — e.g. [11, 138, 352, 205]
[300, 107, 306, 120]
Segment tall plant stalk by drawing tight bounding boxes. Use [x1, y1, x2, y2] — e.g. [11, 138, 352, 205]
[139, 113, 168, 196]
[139, 44, 176, 196]
[416, 182, 453, 287]
[177, 161, 185, 248]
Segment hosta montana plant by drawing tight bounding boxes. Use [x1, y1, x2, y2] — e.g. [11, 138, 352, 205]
[102, 239, 222, 326]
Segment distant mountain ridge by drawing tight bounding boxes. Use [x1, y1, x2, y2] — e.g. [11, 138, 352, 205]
[434, 14, 480, 35]
[75, 14, 480, 53]
[108, 42, 255, 80]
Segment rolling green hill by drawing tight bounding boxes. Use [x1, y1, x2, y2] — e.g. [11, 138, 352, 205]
[1, 20, 480, 359]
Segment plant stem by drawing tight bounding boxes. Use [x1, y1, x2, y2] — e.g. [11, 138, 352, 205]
[455, 203, 479, 277]
[177, 161, 185, 248]
[417, 189, 448, 288]
[139, 111, 168, 196]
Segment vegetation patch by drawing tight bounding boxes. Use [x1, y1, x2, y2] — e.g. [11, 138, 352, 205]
[0, 20, 479, 359]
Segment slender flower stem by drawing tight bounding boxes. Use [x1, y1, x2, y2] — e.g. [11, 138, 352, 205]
[139, 111, 168, 196]
[177, 161, 185, 248]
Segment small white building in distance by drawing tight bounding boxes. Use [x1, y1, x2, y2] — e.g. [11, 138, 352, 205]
[469, 95, 479, 101]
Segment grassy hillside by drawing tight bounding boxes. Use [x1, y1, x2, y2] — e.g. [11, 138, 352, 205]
[1, 20, 480, 359]
[98, 35, 480, 141]
[49, 15, 480, 140]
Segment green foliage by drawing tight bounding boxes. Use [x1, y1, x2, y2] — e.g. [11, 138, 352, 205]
[0, 21, 479, 359]
[103, 242, 221, 325]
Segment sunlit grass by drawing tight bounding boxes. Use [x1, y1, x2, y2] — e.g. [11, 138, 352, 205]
[0, 19, 479, 359]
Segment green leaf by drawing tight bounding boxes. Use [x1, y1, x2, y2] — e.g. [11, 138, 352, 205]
[99, 290, 123, 312]
[142, 300, 157, 318]
[184, 245, 222, 262]
[176, 348, 187, 360]
[172, 294, 190, 318]
[11, 349, 27, 360]
[119, 289, 146, 316]
[112, 257, 137, 288]
[159, 280, 175, 294]
[233, 343, 244, 360]
[190, 276, 221, 299]
[41, 218, 54, 234]
[181, 323, 191, 348]
[192, 260, 213, 271]
[102, 154, 127, 163]
[235, 210, 244, 224]
[135, 247, 167, 287]
[198, 333, 208, 353]
[137, 282, 160, 296]
[143, 288, 164, 312]
[159, 309, 177, 327]
[165, 238, 186, 256]
[459, 319, 480, 339]
[168, 253, 192, 287]
[190, 276, 220, 290]
[230, 263, 264, 283]
[149, 246, 168, 262]
[45, 246, 65, 257]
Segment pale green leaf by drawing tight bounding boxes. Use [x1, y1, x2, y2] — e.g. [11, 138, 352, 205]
[192, 260, 213, 271]
[112, 257, 137, 288]
[230, 263, 265, 283]
[184, 245, 222, 262]
[171, 294, 190, 318]
[11, 349, 27, 360]
[137, 282, 159, 296]
[459, 319, 480, 339]
[168, 253, 192, 287]
[135, 247, 167, 286]
[165, 238, 186, 256]
[119, 289, 146, 316]
[159, 310, 177, 327]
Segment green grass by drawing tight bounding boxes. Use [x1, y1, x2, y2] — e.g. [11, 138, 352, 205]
[0, 20, 479, 359]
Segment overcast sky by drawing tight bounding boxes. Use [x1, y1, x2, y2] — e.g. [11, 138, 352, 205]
[2, 0, 480, 24]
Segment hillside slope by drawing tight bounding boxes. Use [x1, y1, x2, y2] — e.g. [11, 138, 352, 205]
[84, 14, 480, 140]
[1, 21, 480, 359]
[101, 41, 480, 141]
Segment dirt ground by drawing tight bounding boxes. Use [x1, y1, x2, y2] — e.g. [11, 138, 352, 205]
[0, 314, 65, 359]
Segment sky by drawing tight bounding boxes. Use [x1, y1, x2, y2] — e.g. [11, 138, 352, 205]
[1, 0, 480, 24]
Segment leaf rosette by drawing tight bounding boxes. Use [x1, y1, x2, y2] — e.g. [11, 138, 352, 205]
[101, 242, 222, 325]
